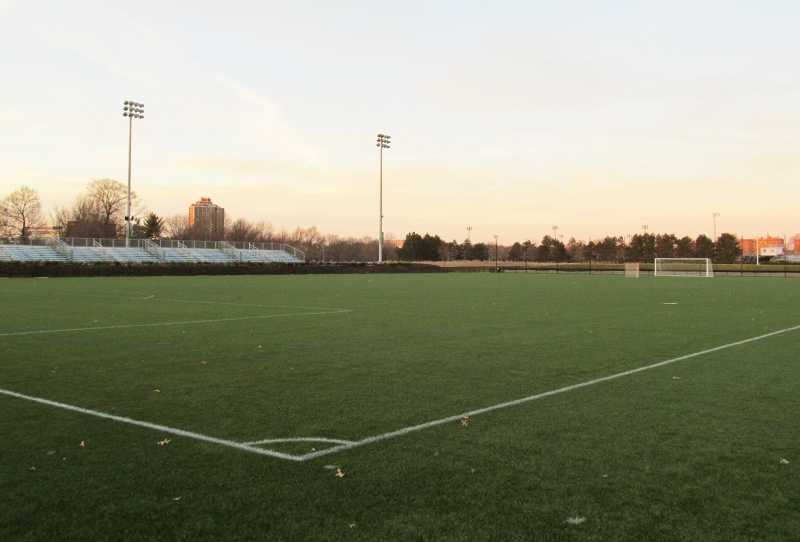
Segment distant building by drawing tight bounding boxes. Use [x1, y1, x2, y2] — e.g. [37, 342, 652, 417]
[188, 197, 225, 239]
[739, 236, 785, 258]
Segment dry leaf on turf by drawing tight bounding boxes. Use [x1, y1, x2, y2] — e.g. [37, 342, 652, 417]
[335, 468, 346, 478]
[158, 438, 172, 447]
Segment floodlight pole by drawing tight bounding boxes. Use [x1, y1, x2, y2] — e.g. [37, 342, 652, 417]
[376, 133, 391, 263]
[494, 235, 499, 269]
[123, 100, 144, 248]
[713, 212, 720, 241]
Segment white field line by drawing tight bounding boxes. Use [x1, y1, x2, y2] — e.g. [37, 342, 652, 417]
[3, 324, 798, 463]
[295, 323, 800, 461]
[243, 437, 355, 446]
[81, 292, 351, 313]
[0, 387, 305, 462]
[0, 309, 351, 337]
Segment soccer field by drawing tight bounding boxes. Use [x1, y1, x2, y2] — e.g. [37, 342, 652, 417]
[1, 273, 799, 541]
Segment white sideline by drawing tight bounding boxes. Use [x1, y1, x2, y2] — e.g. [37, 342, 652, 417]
[0, 387, 304, 462]
[0, 309, 351, 337]
[2, 323, 798, 463]
[295, 322, 800, 461]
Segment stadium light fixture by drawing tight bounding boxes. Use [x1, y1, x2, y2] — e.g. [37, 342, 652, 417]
[376, 133, 391, 263]
[122, 100, 145, 248]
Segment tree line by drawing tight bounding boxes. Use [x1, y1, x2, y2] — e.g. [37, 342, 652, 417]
[2, 183, 743, 263]
[396, 232, 742, 263]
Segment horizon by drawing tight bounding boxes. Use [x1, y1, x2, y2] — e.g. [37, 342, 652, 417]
[2, 1, 799, 242]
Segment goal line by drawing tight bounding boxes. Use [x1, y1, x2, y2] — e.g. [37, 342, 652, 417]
[2, 323, 799, 462]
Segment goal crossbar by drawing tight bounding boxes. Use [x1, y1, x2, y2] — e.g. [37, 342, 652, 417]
[654, 258, 713, 277]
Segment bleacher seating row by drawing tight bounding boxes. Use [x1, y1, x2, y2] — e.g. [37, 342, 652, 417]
[0, 244, 304, 264]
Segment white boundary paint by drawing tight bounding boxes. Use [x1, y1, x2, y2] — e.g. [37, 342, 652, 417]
[0, 309, 351, 337]
[2, 323, 799, 462]
[0, 387, 305, 461]
[244, 437, 355, 446]
[295, 322, 800, 461]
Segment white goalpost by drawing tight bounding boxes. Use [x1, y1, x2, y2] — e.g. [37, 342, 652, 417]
[654, 258, 714, 277]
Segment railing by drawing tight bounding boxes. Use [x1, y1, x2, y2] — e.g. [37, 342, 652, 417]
[218, 241, 241, 262]
[143, 239, 165, 261]
[0, 237, 306, 262]
[47, 238, 74, 260]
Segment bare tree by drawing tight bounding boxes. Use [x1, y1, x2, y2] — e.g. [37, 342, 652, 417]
[86, 179, 138, 228]
[226, 218, 261, 243]
[0, 186, 45, 240]
[163, 214, 191, 239]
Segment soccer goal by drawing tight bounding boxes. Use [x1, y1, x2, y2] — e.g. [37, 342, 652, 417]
[654, 258, 713, 277]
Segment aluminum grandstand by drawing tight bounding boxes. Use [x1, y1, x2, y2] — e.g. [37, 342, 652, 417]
[0, 238, 305, 264]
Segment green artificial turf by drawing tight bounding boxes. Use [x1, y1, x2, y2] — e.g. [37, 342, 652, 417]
[1, 273, 799, 541]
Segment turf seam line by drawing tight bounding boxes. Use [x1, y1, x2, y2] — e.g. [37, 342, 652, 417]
[296, 322, 800, 461]
[0, 387, 306, 462]
[0, 309, 352, 337]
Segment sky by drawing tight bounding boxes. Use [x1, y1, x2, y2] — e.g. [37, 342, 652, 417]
[1, 0, 799, 243]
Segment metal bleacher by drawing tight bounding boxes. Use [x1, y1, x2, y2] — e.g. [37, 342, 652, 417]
[0, 238, 304, 265]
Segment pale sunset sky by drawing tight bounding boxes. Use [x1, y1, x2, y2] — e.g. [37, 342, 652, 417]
[1, 1, 798, 242]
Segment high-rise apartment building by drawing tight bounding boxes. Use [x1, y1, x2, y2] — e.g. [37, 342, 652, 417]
[188, 197, 225, 239]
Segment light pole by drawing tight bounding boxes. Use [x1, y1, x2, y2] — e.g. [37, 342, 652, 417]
[494, 234, 499, 269]
[713, 212, 720, 241]
[552, 225, 558, 240]
[642, 224, 649, 235]
[123, 100, 144, 247]
[376, 133, 391, 262]
[466, 226, 472, 242]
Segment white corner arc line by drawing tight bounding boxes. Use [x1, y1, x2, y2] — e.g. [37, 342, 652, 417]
[0, 309, 351, 337]
[0, 387, 305, 462]
[243, 437, 355, 446]
[296, 323, 800, 461]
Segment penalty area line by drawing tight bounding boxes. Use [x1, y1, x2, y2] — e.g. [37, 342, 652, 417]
[0, 387, 305, 462]
[297, 322, 800, 461]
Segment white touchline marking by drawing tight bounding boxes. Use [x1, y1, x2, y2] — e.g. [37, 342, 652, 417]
[243, 437, 355, 446]
[2, 323, 798, 463]
[295, 323, 800, 461]
[0, 309, 351, 337]
[0, 387, 305, 462]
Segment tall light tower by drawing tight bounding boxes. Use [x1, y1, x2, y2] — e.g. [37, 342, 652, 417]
[466, 226, 472, 242]
[552, 225, 559, 239]
[642, 224, 649, 234]
[123, 100, 144, 247]
[376, 133, 391, 262]
[713, 212, 720, 241]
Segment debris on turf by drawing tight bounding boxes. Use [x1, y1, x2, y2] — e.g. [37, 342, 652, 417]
[460, 416, 472, 427]
[323, 465, 338, 470]
[46, 450, 56, 456]
[335, 468, 346, 478]
[348, 523, 356, 529]
[565, 516, 586, 525]
[153, 388, 161, 393]
[79, 440, 86, 448]
[172, 497, 182, 502]
[158, 438, 172, 447]
[779, 458, 790, 465]
[672, 376, 681, 380]
[29, 466, 37, 471]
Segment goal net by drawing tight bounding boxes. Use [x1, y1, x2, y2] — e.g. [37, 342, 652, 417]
[654, 258, 713, 277]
